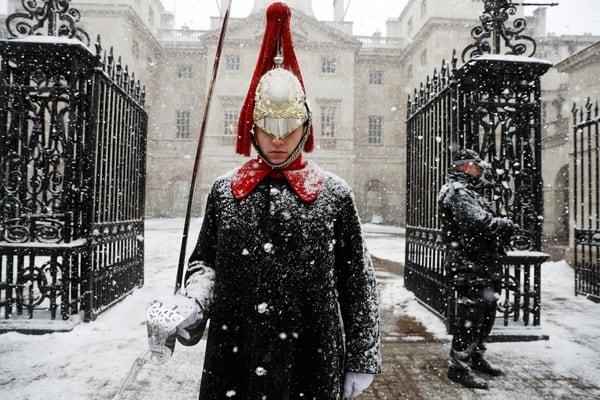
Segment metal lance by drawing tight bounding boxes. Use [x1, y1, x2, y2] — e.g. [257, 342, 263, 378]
[174, 1, 232, 294]
[111, 3, 232, 399]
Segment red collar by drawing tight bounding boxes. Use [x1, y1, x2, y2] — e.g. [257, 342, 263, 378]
[231, 156, 324, 202]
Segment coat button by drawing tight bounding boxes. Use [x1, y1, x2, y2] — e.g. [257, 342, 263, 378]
[255, 366, 267, 376]
[257, 302, 268, 314]
[263, 242, 273, 253]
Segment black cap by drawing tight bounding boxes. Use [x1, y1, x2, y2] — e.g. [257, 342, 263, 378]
[452, 149, 483, 167]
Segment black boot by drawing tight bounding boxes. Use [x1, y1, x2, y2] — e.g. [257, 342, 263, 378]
[448, 365, 488, 389]
[472, 357, 503, 376]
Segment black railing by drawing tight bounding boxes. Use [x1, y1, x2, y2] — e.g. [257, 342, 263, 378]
[404, 0, 551, 336]
[572, 99, 600, 302]
[0, 1, 147, 330]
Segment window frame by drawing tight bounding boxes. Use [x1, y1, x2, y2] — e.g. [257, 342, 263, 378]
[177, 64, 193, 79]
[224, 54, 241, 71]
[176, 110, 191, 139]
[369, 70, 384, 85]
[321, 57, 337, 74]
[368, 115, 383, 145]
[320, 105, 338, 139]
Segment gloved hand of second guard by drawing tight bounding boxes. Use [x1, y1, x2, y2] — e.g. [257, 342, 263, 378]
[343, 372, 374, 398]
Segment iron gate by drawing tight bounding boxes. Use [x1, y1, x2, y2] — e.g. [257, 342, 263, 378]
[573, 99, 600, 301]
[404, 0, 551, 336]
[0, 1, 147, 330]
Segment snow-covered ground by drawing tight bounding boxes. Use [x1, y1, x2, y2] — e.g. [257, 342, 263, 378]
[0, 218, 599, 400]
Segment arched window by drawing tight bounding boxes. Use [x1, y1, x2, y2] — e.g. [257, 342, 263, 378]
[366, 180, 385, 223]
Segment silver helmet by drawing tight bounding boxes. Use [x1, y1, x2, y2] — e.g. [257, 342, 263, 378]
[253, 64, 310, 139]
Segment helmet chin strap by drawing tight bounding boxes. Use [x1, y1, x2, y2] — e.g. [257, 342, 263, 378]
[251, 124, 310, 169]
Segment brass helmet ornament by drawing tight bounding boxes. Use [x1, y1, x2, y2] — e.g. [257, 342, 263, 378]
[253, 56, 310, 140]
[237, 2, 314, 168]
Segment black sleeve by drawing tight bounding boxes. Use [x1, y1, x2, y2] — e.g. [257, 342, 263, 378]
[335, 192, 382, 374]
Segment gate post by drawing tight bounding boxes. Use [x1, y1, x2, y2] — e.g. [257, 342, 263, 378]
[405, 0, 552, 339]
[572, 99, 600, 302]
[0, 0, 147, 332]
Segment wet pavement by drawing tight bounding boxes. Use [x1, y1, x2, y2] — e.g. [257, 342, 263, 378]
[359, 256, 600, 400]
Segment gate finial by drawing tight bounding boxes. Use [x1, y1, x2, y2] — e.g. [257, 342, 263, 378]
[5, 0, 90, 46]
[461, 0, 536, 62]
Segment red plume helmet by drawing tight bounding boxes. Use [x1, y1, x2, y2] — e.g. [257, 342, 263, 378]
[236, 2, 314, 156]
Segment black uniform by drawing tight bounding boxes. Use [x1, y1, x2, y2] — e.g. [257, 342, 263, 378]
[438, 168, 515, 375]
[182, 158, 381, 400]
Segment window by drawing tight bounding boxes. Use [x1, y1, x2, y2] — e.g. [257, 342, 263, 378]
[147, 57, 156, 71]
[177, 64, 192, 79]
[407, 17, 413, 36]
[223, 105, 239, 136]
[321, 57, 337, 74]
[148, 6, 155, 26]
[225, 55, 240, 71]
[421, 0, 427, 17]
[176, 110, 190, 139]
[368, 116, 383, 145]
[407, 64, 413, 79]
[173, 180, 188, 213]
[369, 70, 383, 85]
[320, 105, 337, 138]
[366, 180, 384, 208]
[132, 39, 139, 59]
[420, 49, 427, 66]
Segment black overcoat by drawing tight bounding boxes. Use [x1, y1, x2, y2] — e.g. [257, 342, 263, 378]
[185, 164, 381, 400]
[438, 169, 515, 284]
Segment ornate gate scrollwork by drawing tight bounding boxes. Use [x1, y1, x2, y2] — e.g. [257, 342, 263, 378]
[497, 274, 519, 315]
[1, 0, 147, 327]
[6, 0, 90, 45]
[462, 0, 536, 62]
[17, 259, 64, 307]
[405, 0, 551, 334]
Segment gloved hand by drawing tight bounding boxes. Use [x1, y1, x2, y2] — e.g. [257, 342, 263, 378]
[173, 296, 203, 340]
[146, 295, 202, 363]
[343, 372, 374, 398]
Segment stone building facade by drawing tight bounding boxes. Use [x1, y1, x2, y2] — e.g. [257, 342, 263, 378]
[385, 1, 599, 258]
[554, 41, 600, 259]
[3, 0, 599, 243]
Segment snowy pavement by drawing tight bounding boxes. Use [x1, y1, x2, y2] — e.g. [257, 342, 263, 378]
[363, 224, 600, 400]
[0, 218, 599, 399]
[366, 254, 600, 399]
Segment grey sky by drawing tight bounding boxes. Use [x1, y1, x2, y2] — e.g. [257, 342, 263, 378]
[162, 0, 600, 37]
[0, 0, 598, 36]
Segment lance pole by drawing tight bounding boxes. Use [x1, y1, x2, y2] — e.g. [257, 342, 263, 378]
[174, 1, 232, 294]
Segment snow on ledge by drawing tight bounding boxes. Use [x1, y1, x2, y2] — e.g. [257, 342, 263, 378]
[0, 312, 84, 332]
[0, 238, 88, 248]
[470, 53, 552, 66]
[6, 35, 95, 55]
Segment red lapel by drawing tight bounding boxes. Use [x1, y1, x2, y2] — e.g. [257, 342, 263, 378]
[231, 156, 324, 202]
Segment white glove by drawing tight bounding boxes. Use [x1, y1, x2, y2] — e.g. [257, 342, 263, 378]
[343, 372, 374, 398]
[182, 261, 216, 312]
[147, 295, 202, 336]
[172, 296, 203, 340]
[146, 295, 202, 363]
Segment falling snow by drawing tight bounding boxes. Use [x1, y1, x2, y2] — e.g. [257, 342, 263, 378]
[0, 219, 599, 399]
